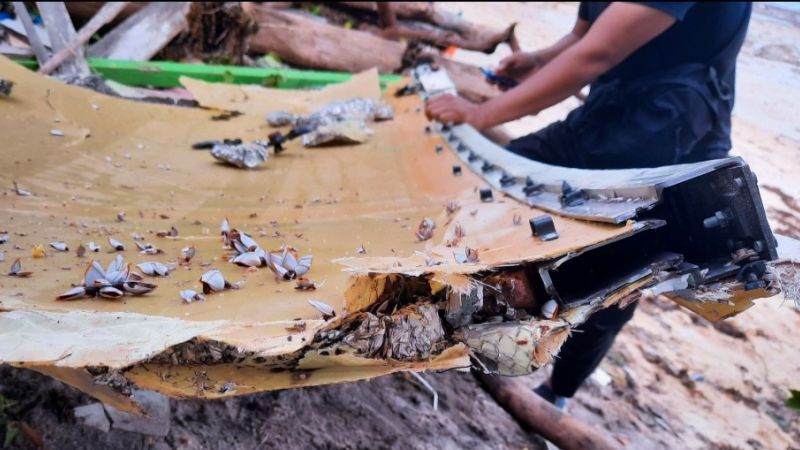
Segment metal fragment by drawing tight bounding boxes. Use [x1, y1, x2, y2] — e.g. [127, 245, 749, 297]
[301, 120, 372, 147]
[285, 98, 394, 130]
[210, 140, 269, 169]
[529, 215, 559, 241]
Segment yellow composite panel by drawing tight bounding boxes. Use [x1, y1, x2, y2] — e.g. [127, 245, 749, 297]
[0, 56, 632, 397]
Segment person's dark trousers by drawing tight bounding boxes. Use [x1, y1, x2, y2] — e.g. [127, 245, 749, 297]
[550, 302, 638, 397]
[505, 81, 726, 397]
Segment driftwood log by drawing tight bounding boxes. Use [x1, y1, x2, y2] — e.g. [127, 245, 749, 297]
[64, 2, 144, 27]
[39, 2, 129, 75]
[243, 3, 405, 74]
[36, 2, 90, 77]
[475, 372, 622, 450]
[88, 2, 190, 61]
[335, 1, 519, 53]
[10, 2, 50, 65]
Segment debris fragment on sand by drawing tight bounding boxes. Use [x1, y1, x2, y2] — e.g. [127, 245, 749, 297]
[13, 181, 32, 196]
[302, 120, 372, 147]
[0, 80, 13, 96]
[267, 98, 394, 129]
[210, 140, 269, 169]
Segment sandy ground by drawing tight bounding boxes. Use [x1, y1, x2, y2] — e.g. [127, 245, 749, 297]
[2, 3, 799, 450]
[0, 365, 546, 450]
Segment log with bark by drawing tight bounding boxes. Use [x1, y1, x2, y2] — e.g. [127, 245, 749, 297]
[334, 1, 519, 53]
[64, 2, 144, 28]
[475, 371, 622, 450]
[242, 3, 406, 74]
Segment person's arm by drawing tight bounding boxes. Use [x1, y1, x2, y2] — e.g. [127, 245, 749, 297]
[425, 3, 677, 129]
[494, 18, 590, 84]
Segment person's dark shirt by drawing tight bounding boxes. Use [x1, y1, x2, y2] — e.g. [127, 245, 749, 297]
[578, 2, 751, 84]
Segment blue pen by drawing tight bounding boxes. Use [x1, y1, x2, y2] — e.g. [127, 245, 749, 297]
[480, 67, 518, 88]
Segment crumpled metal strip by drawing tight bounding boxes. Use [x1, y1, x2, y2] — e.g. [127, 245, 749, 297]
[210, 140, 269, 169]
[267, 97, 394, 129]
[302, 120, 372, 147]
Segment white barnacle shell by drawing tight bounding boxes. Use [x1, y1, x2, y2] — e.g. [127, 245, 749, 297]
[267, 251, 288, 278]
[293, 255, 313, 277]
[180, 289, 206, 304]
[49, 241, 69, 252]
[541, 299, 559, 320]
[200, 269, 226, 294]
[84, 261, 106, 286]
[283, 251, 298, 271]
[220, 218, 230, 235]
[121, 281, 157, 296]
[98, 286, 124, 299]
[108, 237, 125, 251]
[307, 299, 336, 320]
[56, 286, 87, 301]
[106, 254, 125, 274]
[9, 258, 21, 275]
[238, 233, 259, 252]
[181, 245, 196, 261]
[104, 255, 129, 284]
[137, 262, 171, 277]
[231, 251, 264, 267]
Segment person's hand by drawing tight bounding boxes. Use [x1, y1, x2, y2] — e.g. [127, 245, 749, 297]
[424, 94, 484, 129]
[494, 51, 544, 89]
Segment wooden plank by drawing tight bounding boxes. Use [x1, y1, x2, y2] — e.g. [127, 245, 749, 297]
[88, 2, 190, 61]
[0, 44, 34, 58]
[10, 3, 50, 65]
[0, 14, 52, 48]
[38, 2, 129, 75]
[36, 2, 90, 77]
